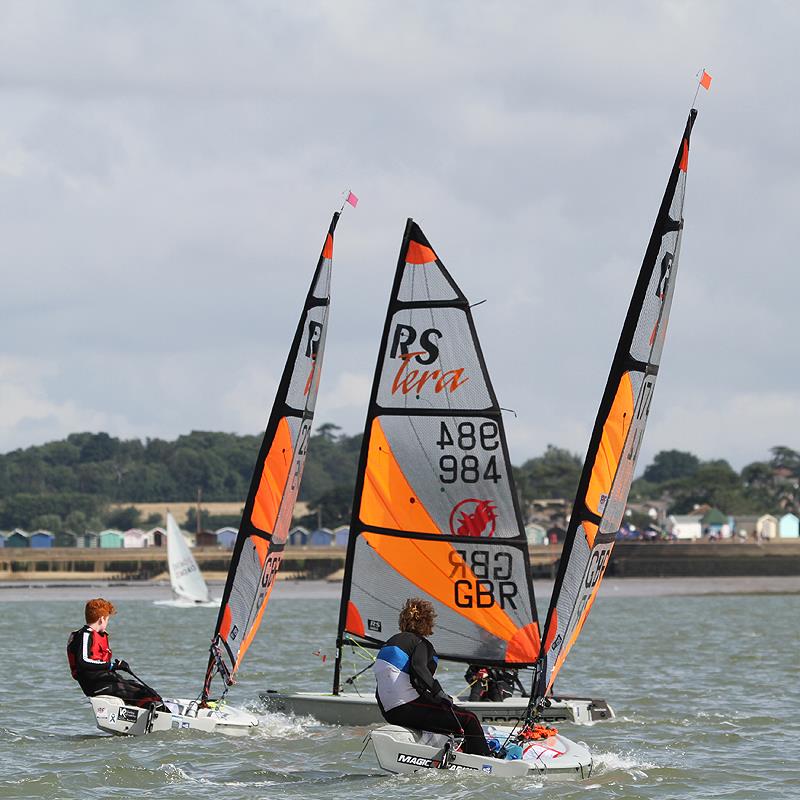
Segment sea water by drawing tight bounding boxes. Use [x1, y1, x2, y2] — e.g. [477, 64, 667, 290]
[0, 580, 797, 799]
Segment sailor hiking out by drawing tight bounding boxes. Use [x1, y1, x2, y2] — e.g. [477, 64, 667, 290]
[67, 598, 165, 709]
[374, 597, 492, 757]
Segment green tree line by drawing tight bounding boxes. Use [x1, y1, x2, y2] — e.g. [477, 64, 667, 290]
[1, 427, 797, 532]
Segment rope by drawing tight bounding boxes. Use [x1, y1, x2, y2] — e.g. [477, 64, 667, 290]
[455, 676, 482, 699]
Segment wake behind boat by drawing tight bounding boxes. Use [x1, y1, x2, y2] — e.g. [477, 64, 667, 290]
[153, 512, 220, 607]
[90, 212, 340, 736]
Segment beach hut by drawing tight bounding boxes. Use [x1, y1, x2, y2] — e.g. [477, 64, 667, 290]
[757, 514, 779, 540]
[55, 531, 78, 548]
[195, 531, 217, 548]
[288, 526, 309, 546]
[98, 529, 124, 548]
[0, 532, 5, 548]
[148, 527, 166, 547]
[667, 514, 703, 540]
[76, 532, 98, 548]
[333, 525, 350, 548]
[6, 529, 30, 548]
[779, 513, 800, 538]
[525, 523, 547, 546]
[308, 527, 334, 547]
[215, 527, 238, 549]
[733, 515, 759, 540]
[701, 508, 727, 539]
[30, 530, 55, 548]
[123, 528, 149, 548]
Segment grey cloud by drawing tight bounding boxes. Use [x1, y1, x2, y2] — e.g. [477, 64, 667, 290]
[1, 1, 798, 470]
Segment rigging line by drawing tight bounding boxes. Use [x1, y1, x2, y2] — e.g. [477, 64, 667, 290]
[455, 675, 483, 698]
[348, 637, 377, 662]
[350, 637, 376, 660]
[469, 299, 487, 308]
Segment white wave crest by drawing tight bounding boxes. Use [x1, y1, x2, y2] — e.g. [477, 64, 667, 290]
[251, 710, 318, 739]
[592, 749, 659, 775]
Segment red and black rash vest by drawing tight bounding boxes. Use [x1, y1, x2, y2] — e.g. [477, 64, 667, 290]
[67, 625, 112, 683]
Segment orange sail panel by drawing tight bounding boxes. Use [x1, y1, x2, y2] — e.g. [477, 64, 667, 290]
[360, 418, 439, 534]
[583, 373, 634, 547]
[202, 212, 340, 701]
[333, 218, 539, 692]
[537, 109, 698, 699]
[251, 417, 294, 533]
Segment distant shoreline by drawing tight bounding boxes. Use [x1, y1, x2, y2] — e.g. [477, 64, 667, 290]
[0, 575, 798, 602]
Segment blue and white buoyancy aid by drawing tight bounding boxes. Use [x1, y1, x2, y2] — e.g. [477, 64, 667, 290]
[373, 632, 441, 712]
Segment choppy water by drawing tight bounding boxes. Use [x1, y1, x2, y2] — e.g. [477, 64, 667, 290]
[1, 580, 798, 799]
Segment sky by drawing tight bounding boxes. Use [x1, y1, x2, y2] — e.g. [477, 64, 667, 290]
[1, 1, 798, 471]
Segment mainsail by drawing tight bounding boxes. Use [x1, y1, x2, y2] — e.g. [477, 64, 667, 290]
[202, 212, 339, 701]
[535, 109, 698, 699]
[165, 511, 210, 603]
[333, 219, 539, 693]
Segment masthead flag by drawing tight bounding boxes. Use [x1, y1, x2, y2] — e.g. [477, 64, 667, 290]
[700, 70, 712, 90]
[346, 191, 359, 208]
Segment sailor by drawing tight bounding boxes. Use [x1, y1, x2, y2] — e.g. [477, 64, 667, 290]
[464, 665, 526, 701]
[67, 598, 164, 709]
[374, 597, 492, 757]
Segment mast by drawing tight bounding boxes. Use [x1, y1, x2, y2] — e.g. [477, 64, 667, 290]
[333, 218, 538, 693]
[533, 109, 698, 706]
[201, 211, 339, 702]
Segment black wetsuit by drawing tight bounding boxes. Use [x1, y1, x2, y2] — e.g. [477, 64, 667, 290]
[374, 631, 491, 756]
[67, 625, 162, 708]
[464, 665, 524, 701]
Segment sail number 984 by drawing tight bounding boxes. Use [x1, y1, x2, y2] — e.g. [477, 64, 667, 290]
[437, 421, 502, 485]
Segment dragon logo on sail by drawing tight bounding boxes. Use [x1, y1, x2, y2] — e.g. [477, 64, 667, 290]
[389, 323, 468, 395]
[449, 499, 497, 537]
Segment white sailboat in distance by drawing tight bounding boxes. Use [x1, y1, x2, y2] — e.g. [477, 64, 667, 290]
[154, 512, 221, 607]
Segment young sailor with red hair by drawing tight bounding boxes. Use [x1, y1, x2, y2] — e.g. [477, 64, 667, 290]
[67, 598, 164, 709]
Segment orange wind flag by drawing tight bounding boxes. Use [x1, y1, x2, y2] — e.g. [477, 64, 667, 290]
[700, 70, 712, 90]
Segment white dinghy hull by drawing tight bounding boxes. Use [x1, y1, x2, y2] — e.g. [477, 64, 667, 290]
[89, 695, 258, 736]
[261, 690, 613, 726]
[368, 724, 592, 779]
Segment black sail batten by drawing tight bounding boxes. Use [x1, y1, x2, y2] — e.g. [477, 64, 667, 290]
[534, 110, 697, 706]
[333, 218, 539, 694]
[201, 211, 339, 702]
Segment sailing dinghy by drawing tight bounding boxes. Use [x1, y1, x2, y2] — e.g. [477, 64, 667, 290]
[370, 107, 698, 776]
[154, 512, 220, 607]
[90, 212, 339, 735]
[529, 108, 699, 721]
[329, 218, 591, 777]
[262, 213, 612, 728]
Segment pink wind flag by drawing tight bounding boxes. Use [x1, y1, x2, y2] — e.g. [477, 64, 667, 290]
[346, 191, 359, 208]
